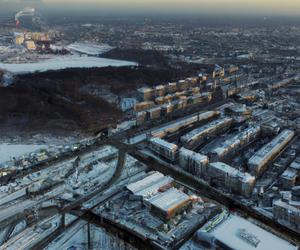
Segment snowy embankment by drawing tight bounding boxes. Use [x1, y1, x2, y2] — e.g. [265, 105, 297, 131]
[66, 42, 114, 56]
[0, 144, 46, 162]
[0, 55, 137, 75]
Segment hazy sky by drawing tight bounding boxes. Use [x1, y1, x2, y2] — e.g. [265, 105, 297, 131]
[1, 0, 300, 16]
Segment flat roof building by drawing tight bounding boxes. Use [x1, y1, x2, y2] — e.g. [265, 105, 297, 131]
[126, 171, 173, 198]
[145, 188, 191, 220]
[181, 214, 298, 250]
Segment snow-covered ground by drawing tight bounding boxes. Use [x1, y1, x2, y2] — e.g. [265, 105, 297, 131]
[0, 55, 137, 74]
[0, 45, 22, 54]
[66, 42, 113, 56]
[46, 220, 137, 250]
[0, 143, 47, 162]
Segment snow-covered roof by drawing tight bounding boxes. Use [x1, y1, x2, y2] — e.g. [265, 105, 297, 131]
[210, 214, 298, 250]
[126, 172, 173, 198]
[149, 137, 178, 152]
[248, 130, 295, 169]
[147, 187, 190, 213]
[181, 117, 232, 144]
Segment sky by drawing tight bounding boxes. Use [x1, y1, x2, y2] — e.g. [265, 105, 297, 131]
[1, 0, 300, 16]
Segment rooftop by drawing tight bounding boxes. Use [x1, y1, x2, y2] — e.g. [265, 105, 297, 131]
[210, 215, 298, 250]
[126, 171, 173, 198]
[147, 187, 190, 213]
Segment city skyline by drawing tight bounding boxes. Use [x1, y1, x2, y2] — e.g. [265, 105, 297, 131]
[1, 0, 300, 16]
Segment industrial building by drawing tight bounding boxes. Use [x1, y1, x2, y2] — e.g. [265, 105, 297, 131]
[145, 187, 191, 220]
[248, 129, 295, 177]
[93, 171, 220, 249]
[181, 213, 299, 250]
[126, 171, 173, 198]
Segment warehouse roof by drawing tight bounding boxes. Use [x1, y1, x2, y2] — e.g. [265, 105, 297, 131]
[147, 188, 190, 213]
[126, 171, 173, 198]
[210, 214, 298, 250]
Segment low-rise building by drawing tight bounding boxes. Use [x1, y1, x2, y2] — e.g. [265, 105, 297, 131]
[145, 187, 191, 220]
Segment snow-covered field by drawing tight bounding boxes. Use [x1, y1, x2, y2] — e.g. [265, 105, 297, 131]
[66, 42, 113, 56]
[0, 143, 47, 162]
[0, 45, 22, 54]
[0, 55, 137, 74]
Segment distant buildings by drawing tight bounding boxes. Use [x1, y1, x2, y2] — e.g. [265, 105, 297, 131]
[14, 34, 24, 45]
[14, 32, 51, 51]
[25, 40, 36, 51]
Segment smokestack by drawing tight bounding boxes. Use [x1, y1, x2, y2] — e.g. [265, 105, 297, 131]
[15, 7, 35, 27]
